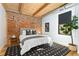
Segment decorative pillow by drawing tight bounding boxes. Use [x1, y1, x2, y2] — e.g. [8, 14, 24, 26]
[22, 30, 26, 35]
[26, 30, 31, 35]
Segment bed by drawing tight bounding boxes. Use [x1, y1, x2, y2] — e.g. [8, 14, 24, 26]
[19, 29, 53, 55]
[19, 34, 53, 55]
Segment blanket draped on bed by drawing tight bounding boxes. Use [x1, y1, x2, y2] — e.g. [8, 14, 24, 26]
[19, 35, 53, 55]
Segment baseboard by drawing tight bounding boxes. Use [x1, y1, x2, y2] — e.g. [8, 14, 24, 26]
[53, 41, 68, 47]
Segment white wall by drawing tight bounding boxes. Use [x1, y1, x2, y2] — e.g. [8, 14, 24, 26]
[0, 4, 7, 49]
[42, 4, 79, 48]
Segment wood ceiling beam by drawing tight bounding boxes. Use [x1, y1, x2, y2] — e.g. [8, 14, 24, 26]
[33, 3, 49, 16]
[34, 3, 66, 17]
[41, 3, 67, 17]
[19, 3, 22, 14]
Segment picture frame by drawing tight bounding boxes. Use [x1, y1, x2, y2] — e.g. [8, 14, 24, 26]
[45, 23, 49, 32]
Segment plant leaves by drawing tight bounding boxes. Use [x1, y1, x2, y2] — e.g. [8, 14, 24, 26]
[60, 15, 78, 34]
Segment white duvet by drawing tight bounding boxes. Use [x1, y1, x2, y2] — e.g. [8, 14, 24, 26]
[19, 35, 53, 55]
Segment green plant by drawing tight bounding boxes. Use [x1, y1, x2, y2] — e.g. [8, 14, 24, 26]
[60, 16, 78, 45]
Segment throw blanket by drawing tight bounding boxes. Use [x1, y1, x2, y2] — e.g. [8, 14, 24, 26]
[19, 35, 52, 55]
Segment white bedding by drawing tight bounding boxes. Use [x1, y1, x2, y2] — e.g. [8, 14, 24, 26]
[19, 35, 53, 55]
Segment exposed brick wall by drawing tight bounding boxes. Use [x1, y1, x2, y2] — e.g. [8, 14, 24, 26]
[7, 11, 42, 46]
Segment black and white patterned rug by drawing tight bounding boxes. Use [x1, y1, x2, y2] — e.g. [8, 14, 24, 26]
[5, 43, 70, 56]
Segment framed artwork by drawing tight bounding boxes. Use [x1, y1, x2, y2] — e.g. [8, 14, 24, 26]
[58, 11, 71, 35]
[45, 23, 49, 32]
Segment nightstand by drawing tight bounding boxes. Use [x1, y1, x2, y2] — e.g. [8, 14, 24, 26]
[10, 35, 17, 46]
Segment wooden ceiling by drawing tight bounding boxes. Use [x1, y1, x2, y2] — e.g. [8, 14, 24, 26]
[3, 3, 65, 17]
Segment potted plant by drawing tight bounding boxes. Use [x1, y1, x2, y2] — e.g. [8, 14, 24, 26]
[60, 16, 78, 48]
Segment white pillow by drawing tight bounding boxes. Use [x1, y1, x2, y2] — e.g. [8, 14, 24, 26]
[22, 30, 26, 35]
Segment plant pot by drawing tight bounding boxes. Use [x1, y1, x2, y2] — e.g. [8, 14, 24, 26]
[69, 43, 77, 52]
[69, 43, 76, 46]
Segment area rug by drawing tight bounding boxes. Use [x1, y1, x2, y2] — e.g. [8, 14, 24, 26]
[5, 43, 70, 56]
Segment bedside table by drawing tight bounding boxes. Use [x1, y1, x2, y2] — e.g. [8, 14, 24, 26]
[10, 35, 17, 46]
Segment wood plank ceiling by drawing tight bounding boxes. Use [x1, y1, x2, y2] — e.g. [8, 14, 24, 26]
[3, 3, 65, 17]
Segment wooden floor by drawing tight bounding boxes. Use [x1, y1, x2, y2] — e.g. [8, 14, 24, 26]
[0, 46, 7, 56]
[66, 51, 79, 56]
[0, 49, 6, 56]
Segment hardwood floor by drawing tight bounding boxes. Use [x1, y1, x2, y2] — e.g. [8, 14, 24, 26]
[0, 45, 7, 56]
[0, 49, 6, 56]
[66, 51, 79, 56]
